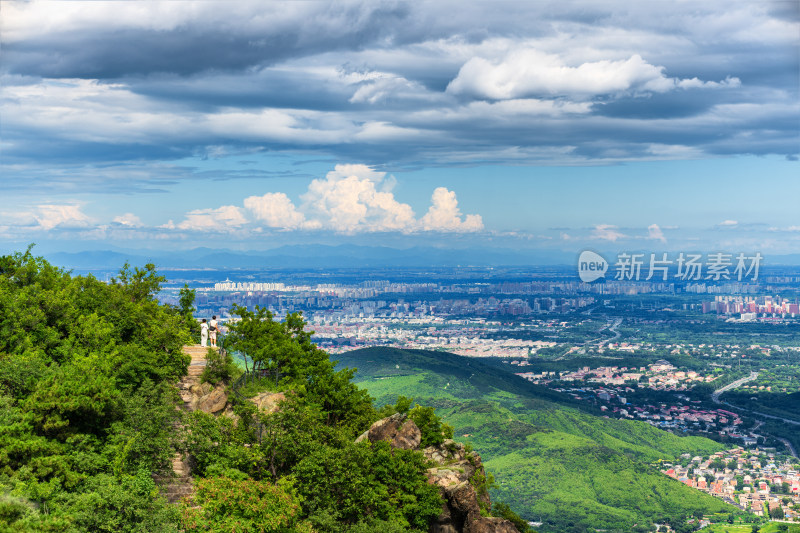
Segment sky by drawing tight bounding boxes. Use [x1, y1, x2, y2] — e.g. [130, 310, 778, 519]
[1, 0, 798, 258]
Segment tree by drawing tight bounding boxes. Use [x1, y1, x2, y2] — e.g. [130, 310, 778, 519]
[491, 502, 531, 533]
[225, 304, 374, 431]
[111, 262, 166, 303]
[292, 440, 442, 531]
[178, 284, 198, 336]
[768, 505, 784, 519]
[0, 251, 192, 531]
[709, 458, 726, 470]
[225, 304, 302, 377]
[181, 477, 310, 533]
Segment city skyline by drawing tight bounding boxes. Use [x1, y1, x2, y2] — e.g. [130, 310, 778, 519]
[1, 1, 798, 256]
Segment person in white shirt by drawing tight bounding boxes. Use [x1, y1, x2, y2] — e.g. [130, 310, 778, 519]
[200, 319, 209, 347]
[209, 315, 219, 347]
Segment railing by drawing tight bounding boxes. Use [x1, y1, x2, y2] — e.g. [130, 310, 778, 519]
[217, 334, 274, 443]
[219, 334, 285, 403]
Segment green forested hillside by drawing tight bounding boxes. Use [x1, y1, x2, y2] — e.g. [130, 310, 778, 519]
[337, 347, 735, 532]
[0, 252, 447, 533]
[0, 250, 191, 531]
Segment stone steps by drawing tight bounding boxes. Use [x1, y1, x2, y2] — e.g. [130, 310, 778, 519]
[154, 344, 218, 506]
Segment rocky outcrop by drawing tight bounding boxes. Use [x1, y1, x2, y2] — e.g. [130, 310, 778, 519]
[197, 387, 228, 414]
[357, 415, 520, 533]
[356, 412, 422, 450]
[250, 391, 285, 413]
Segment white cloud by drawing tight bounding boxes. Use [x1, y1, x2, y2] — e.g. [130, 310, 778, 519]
[677, 76, 741, 89]
[112, 213, 143, 227]
[300, 164, 417, 233]
[35, 204, 92, 230]
[591, 224, 626, 242]
[719, 220, 739, 226]
[243, 192, 306, 230]
[447, 49, 737, 100]
[173, 164, 484, 235]
[647, 223, 666, 242]
[177, 205, 247, 231]
[419, 187, 484, 233]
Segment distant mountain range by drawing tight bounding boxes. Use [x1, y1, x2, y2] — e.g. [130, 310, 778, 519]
[37, 245, 800, 271]
[42, 245, 576, 270]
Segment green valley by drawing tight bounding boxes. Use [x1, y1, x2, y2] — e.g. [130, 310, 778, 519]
[338, 347, 736, 532]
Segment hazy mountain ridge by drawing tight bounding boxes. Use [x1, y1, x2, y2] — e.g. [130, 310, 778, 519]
[37, 246, 800, 271]
[41, 245, 572, 270]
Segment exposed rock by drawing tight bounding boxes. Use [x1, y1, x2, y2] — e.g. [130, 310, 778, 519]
[251, 391, 286, 413]
[357, 417, 521, 533]
[200, 382, 213, 396]
[356, 412, 422, 450]
[467, 517, 520, 533]
[424, 441, 519, 533]
[198, 387, 228, 414]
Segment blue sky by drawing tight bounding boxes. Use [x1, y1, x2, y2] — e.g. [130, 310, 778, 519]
[1, 1, 798, 257]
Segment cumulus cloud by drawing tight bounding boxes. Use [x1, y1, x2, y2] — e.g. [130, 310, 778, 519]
[177, 164, 485, 235]
[420, 187, 484, 232]
[719, 220, 739, 226]
[35, 204, 92, 230]
[447, 50, 738, 100]
[243, 192, 307, 230]
[591, 224, 626, 242]
[112, 213, 143, 227]
[176, 205, 248, 231]
[647, 223, 667, 242]
[298, 164, 417, 233]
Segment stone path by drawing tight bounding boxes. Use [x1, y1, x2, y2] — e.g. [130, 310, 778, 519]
[157, 345, 209, 504]
[179, 345, 209, 407]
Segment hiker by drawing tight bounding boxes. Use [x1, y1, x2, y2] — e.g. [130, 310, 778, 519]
[209, 315, 218, 347]
[200, 318, 208, 347]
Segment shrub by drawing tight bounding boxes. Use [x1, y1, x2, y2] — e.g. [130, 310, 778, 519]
[292, 441, 442, 530]
[201, 348, 237, 386]
[492, 501, 532, 533]
[408, 404, 454, 447]
[181, 477, 306, 532]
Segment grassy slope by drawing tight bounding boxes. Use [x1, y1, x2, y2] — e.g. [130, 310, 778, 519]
[337, 347, 733, 532]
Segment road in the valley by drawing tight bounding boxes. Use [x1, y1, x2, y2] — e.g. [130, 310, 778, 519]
[710, 371, 759, 404]
[596, 318, 622, 347]
[711, 370, 799, 458]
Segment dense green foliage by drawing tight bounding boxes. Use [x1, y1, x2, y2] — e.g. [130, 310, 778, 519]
[200, 347, 239, 386]
[492, 502, 533, 533]
[292, 441, 443, 531]
[181, 477, 312, 532]
[339, 347, 734, 533]
[182, 322, 447, 532]
[226, 304, 375, 429]
[0, 249, 190, 531]
[0, 251, 451, 532]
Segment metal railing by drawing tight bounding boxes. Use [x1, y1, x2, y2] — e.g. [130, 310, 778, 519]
[218, 334, 285, 402]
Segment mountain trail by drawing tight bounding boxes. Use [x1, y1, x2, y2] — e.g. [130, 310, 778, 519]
[157, 345, 210, 505]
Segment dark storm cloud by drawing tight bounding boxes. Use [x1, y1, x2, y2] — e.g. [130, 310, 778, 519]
[1, 0, 798, 192]
[3, 2, 414, 78]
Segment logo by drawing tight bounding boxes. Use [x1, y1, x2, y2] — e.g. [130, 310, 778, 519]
[578, 250, 608, 282]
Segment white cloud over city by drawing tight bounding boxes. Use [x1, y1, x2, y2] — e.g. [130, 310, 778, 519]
[195, 164, 484, 234]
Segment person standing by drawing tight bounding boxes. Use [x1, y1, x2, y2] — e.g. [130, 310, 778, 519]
[200, 318, 209, 347]
[209, 315, 218, 348]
